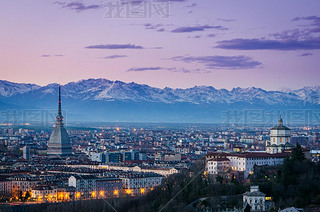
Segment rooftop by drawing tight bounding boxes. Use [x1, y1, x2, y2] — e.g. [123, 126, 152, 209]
[271, 118, 290, 131]
[206, 151, 290, 158]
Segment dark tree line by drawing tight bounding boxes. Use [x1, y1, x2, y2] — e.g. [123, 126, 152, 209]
[251, 144, 320, 209]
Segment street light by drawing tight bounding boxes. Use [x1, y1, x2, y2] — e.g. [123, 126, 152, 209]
[140, 188, 145, 194]
[99, 191, 104, 197]
[91, 191, 96, 198]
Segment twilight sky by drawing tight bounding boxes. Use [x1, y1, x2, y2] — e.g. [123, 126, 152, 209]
[0, 0, 320, 90]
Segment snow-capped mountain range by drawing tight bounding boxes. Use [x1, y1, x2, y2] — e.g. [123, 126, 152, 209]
[0, 79, 319, 123]
[0, 80, 40, 97]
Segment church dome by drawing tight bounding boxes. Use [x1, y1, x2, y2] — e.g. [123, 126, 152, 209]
[271, 117, 290, 130]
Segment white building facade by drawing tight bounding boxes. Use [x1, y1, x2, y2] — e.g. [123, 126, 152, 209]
[266, 118, 293, 154]
[68, 175, 96, 199]
[31, 185, 57, 202]
[206, 152, 287, 178]
[207, 158, 230, 175]
[119, 173, 164, 195]
[243, 185, 266, 212]
[206, 118, 292, 178]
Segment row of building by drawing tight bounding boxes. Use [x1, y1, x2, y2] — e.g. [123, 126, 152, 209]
[90, 150, 146, 163]
[206, 152, 288, 178]
[205, 118, 311, 179]
[0, 172, 164, 202]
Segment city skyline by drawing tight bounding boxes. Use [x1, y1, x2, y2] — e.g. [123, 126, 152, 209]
[1, 0, 320, 90]
[1, 1, 319, 210]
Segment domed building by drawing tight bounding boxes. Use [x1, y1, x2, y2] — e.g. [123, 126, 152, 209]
[266, 117, 293, 154]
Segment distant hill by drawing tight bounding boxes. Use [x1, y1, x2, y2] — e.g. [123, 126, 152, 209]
[0, 79, 319, 124]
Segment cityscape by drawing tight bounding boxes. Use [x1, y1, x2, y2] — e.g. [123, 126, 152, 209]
[1, 0, 320, 212]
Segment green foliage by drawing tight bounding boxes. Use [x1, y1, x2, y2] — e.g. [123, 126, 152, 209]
[25, 191, 31, 200]
[291, 143, 305, 162]
[282, 156, 296, 186]
[244, 203, 251, 212]
[112, 161, 246, 211]
[251, 146, 320, 209]
[216, 175, 223, 184]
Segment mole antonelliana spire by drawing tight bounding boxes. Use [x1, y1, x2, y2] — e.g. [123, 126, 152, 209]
[47, 85, 72, 156]
[56, 85, 64, 126]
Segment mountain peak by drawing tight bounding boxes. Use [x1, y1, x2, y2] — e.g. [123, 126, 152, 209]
[0, 80, 41, 97]
[0, 79, 319, 122]
[0, 79, 319, 105]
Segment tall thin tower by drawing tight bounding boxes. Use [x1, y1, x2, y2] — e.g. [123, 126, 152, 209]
[47, 85, 72, 156]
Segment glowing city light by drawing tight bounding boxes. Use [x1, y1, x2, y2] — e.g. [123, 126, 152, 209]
[92, 191, 96, 197]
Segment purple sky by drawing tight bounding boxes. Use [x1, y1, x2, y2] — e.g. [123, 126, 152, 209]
[0, 0, 320, 90]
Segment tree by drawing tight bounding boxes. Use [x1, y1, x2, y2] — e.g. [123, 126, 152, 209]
[216, 175, 223, 184]
[291, 143, 305, 162]
[25, 191, 31, 201]
[282, 156, 295, 186]
[18, 191, 23, 199]
[244, 203, 251, 212]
